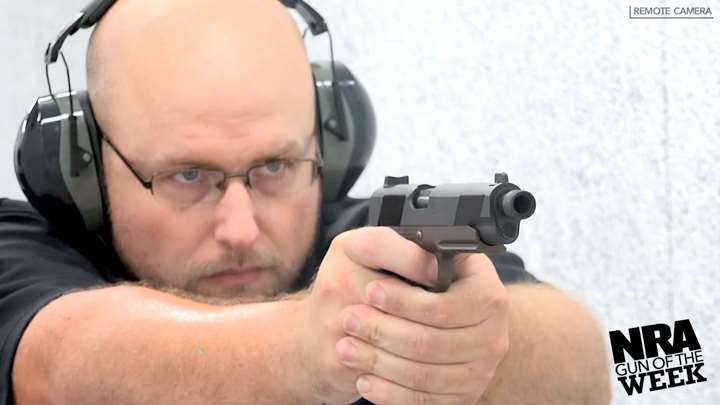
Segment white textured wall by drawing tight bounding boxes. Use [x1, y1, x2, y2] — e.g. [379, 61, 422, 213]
[1, 1, 719, 403]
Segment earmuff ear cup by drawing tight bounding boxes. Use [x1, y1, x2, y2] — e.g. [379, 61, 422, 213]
[15, 91, 107, 235]
[313, 61, 376, 203]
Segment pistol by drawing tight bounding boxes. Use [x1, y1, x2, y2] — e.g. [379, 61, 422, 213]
[367, 173, 536, 292]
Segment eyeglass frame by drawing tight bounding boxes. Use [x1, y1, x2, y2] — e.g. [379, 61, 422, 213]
[100, 134, 324, 201]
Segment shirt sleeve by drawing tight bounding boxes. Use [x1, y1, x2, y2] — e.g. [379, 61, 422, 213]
[0, 200, 109, 405]
[488, 251, 539, 284]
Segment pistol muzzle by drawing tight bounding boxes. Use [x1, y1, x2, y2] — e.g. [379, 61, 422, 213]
[500, 190, 536, 220]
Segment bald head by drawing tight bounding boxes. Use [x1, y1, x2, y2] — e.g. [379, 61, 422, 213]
[90, 1, 323, 299]
[86, 0, 314, 138]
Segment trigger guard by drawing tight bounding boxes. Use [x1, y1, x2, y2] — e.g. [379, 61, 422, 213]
[429, 252, 454, 293]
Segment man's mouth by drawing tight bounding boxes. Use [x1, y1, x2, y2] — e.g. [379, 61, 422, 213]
[203, 267, 264, 287]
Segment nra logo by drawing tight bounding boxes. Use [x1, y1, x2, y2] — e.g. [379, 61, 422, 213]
[608, 319, 708, 395]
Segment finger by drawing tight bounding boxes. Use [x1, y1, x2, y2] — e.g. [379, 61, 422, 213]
[353, 374, 482, 405]
[452, 252, 495, 281]
[363, 263, 508, 328]
[334, 227, 438, 287]
[335, 336, 491, 395]
[338, 304, 485, 364]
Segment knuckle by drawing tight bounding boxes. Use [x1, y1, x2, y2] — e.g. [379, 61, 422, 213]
[377, 225, 400, 239]
[408, 366, 432, 390]
[367, 322, 383, 345]
[312, 277, 334, 299]
[346, 228, 383, 263]
[313, 271, 348, 299]
[489, 335, 510, 359]
[411, 330, 432, 358]
[354, 232, 377, 259]
[410, 389, 435, 405]
[332, 227, 379, 252]
[485, 290, 509, 315]
[365, 348, 379, 372]
[423, 300, 454, 325]
[382, 289, 403, 314]
[329, 229, 352, 250]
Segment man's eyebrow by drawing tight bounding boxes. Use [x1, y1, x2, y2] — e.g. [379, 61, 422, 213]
[256, 133, 318, 159]
[268, 137, 306, 157]
[250, 134, 317, 163]
[153, 134, 315, 170]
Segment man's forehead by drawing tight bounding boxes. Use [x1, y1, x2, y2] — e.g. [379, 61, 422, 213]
[88, 0, 313, 137]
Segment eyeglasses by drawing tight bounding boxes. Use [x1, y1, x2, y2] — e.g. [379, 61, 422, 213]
[101, 136, 323, 207]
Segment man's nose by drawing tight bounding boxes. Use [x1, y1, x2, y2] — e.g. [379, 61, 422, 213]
[213, 180, 260, 249]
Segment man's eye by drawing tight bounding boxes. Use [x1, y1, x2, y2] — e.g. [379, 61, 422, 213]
[259, 160, 289, 175]
[172, 169, 203, 183]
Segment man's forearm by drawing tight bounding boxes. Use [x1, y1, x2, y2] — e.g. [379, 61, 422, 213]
[12, 286, 312, 405]
[479, 283, 611, 405]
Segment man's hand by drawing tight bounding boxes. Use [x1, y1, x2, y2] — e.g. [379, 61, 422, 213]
[296, 227, 510, 405]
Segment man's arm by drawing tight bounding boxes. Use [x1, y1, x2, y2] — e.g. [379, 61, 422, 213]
[480, 283, 611, 405]
[12, 285, 312, 405]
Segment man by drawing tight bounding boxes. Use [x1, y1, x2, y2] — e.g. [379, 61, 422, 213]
[1, 0, 610, 404]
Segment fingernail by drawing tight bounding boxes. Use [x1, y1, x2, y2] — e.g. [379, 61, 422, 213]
[366, 283, 385, 307]
[336, 339, 358, 363]
[357, 376, 371, 394]
[343, 313, 361, 334]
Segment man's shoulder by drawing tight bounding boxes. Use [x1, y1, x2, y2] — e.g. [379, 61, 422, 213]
[0, 198, 64, 249]
[0, 198, 95, 273]
[0, 198, 129, 282]
[0, 198, 46, 222]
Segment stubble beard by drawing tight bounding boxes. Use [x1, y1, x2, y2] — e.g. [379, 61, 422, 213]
[108, 208, 319, 303]
[112, 229, 317, 303]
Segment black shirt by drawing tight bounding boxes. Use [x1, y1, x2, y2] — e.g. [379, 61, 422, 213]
[0, 198, 537, 405]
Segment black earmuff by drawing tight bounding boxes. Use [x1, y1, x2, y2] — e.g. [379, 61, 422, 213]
[15, 0, 375, 235]
[313, 61, 376, 204]
[15, 91, 106, 235]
